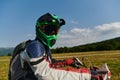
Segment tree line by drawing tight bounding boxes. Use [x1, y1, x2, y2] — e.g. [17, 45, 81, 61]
[1, 37, 120, 56]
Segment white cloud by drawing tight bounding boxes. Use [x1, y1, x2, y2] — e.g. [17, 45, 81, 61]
[94, 22, 120, 40]
[71, 28, 91, 34]
[70, 28, 92, 37]
[27, 34, 33, 37]
[70, 20, 79, 25]
[56, 22, 120, 47]
[95, 22, 120, 34]
[26, 34, 35, 39]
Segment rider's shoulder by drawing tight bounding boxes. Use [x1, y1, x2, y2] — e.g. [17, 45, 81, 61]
[25, 40, 45, 58]
[26, 40, 45, 50]
[27, 40, 43, 47]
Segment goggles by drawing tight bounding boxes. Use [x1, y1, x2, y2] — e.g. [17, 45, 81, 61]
[38, 24, 59, 35]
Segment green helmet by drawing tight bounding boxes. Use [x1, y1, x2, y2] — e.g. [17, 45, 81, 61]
[36, 13, 65, 48]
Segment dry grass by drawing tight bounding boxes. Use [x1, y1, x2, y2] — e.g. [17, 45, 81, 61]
[0, 50, 120, 80]
[0, 56, 10, 80]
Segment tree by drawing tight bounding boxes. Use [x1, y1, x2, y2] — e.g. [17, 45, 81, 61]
[7, 52, 11, 56]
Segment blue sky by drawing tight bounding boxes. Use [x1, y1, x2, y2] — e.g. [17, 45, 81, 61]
[1, 0, 120, 48]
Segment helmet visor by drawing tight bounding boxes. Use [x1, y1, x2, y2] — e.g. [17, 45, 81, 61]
[40, 24, 59, 35]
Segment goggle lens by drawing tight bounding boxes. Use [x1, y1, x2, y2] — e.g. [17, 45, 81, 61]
[40, 25, 59, 35]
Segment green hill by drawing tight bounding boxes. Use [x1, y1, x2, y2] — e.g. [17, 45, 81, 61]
[52, 37, 120, 53]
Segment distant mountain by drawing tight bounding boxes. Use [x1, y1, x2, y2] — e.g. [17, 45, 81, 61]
[0, 47, 14, 56]
[51, 37, 120, 53]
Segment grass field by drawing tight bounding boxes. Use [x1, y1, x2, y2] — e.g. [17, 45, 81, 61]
[0, 50, 120, 80]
